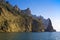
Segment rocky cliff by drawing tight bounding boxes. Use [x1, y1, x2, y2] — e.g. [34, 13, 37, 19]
[0, 0, 56, 32]
[45, 18, 56, 32]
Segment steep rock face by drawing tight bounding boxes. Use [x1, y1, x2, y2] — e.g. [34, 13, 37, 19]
[0, 6, 24, 32]
[0, 1, 25, 32]
[0, 2, 33, 32]
[32, 19, 45, 32]
[37, 16, 56, 32]
[0, 0, 56, 32]
[45, 18, 56, 32]
[38, 16, 49, 29]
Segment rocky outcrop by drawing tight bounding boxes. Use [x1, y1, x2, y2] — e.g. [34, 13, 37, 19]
[37, 16, 56, 32]
[32, 19, 45, 32]
[0, 0, 56, 32]
[45, 18, 56, 32]
[21, 8, 32, 16]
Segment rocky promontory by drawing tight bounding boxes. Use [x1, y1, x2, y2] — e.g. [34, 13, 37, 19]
[0, 0, 56, 32]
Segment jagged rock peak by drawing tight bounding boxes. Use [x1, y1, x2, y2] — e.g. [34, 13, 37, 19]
[47, 18, 52, 25]
[25, 8, 31, 13]
[45, 18, 56, 32]
[26, 8, 30, 10]
[14, 5, 19, 10]
[13, 5, 21, 13]
[21, 8, 32, 16]
[25, 8, 31, 14]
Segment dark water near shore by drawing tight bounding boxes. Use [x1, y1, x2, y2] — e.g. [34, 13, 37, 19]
[0, 32, 60, 40]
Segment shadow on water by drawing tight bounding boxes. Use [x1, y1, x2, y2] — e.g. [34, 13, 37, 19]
[0, 32, 59, 40]
[0, 32, 32, 40]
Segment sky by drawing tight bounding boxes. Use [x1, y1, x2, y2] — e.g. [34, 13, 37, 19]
[6, 0, 60, 31]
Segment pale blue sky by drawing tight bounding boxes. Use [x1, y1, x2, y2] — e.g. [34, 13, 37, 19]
[6, 0, 60, 31]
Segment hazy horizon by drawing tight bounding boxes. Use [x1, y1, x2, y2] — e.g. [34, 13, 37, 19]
[6, 0, 60, 31]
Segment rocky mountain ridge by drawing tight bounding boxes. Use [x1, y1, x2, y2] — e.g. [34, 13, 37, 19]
[0, 0, 56, 32]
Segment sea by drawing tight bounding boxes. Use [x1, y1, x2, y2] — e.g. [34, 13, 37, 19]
[0, 32, 60, 40]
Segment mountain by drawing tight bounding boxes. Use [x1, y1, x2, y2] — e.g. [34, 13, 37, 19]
[37, 16, 56, 32]
[0, 0, 56, 32]
[45, 18, 56, 32]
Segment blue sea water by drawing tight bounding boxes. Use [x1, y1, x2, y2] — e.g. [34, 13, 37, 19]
[0, 32, 60, 40]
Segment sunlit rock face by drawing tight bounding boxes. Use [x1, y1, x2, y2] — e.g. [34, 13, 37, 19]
[0, 0, 56, 32]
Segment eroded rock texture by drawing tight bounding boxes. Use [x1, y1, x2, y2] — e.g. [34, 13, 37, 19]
[0, 0, 56, 32]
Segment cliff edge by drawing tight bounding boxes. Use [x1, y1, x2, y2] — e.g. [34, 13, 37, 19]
[0, 0, 56, 32]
